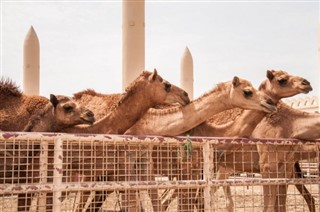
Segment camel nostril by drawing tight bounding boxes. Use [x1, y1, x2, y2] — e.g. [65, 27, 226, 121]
[267, 98, 275, 106]
[302, 79, 310, 86]
[184, 91, 189, 97]
[86, 110, 94, 117]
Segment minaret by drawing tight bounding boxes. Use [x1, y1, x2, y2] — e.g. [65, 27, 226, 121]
[23, 26, 40, 95]
[180, 47, 194, 100]
[122, 0, 145, 90]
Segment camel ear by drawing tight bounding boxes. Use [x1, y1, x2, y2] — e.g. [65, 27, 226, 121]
[266, 70, 274, 81]
[232, 76, 240, 87]
[50, 94, 59, 108]
[149, 68, 158, 81]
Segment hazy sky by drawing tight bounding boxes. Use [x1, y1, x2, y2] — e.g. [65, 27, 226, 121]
[1, 1, 319, 100]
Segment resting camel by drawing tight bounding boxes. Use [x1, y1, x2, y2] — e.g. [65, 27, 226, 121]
[0, 78, 49, 131]
[251, 102, 320, 212]
[13, 94, 95, 211]
[124, 76, 277, 211]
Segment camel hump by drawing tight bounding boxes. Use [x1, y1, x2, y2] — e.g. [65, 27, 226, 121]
[73, 89, 99, 99]
[0, 77, 22, 97]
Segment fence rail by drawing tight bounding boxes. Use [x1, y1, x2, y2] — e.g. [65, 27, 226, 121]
[0, 132, 319, 211]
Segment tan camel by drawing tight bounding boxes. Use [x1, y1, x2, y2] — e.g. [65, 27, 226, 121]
[64, 69, 190, 134]
[161, 70, 313, 211]
[251, 102, 320, 212]
[0, 78, 49, 131]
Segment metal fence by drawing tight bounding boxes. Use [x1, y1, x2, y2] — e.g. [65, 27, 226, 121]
[0, 132, 319, 212]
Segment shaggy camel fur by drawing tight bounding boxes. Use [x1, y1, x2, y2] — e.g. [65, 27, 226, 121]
[0, 78, 49, 131]
[251, 102, 320, 212]
[14, 94, 95, 211]
[124, 76, 277, 211]
[157, 70, 313, 211]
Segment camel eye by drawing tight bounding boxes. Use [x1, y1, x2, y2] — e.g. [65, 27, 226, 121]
[164, 82, 171, 92]
[278, 78, 287, 86]
[243, 90, 253, 97]
[63, 105, 74, 113]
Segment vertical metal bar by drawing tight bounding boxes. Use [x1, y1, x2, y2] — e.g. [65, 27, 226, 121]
[53, 136, 63, 212]
[203, 141, 213, 211]
[38, 139, 48, 212]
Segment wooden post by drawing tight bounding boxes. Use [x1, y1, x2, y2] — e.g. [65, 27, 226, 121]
[122, 0, 145, 90]
[180, 47, 194, 100]
[23, 26, 40, 95]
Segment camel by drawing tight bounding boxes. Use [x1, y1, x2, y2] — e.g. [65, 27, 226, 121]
[23, 94, 95, 132]
[123, 76, 276, 211]
[12, 94, 95, 211]
[0, 78, 49, 131]
[157, 70, 313, 211]
[251, 102, 320, 212]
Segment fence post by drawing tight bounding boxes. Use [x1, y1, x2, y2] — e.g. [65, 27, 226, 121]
[203, 141, 214, 211]
[38, 139, 48, 211]
[53, 136, 63, 212]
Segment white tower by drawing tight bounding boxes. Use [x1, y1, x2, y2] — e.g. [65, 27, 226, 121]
[180, 47, 194, 100]
[122, 0, 145, 90]
[23, 26, 40, 95]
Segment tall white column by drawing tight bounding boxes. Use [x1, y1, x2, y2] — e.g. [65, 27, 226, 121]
[180, 47, 194, 100]
[23, 26, 40, 95]
[318, 20, 320, 112]
[122, 0, 145, 90]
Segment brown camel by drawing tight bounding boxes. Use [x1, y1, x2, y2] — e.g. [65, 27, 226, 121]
[251, 102, 320, 212]
[0, 78, 49, 131]
[0, 93, 95, 211]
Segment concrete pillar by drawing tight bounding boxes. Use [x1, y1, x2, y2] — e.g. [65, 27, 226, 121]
[23, 26, 40, 95]
[180, 47, 194, 100]
[318, 20, 320, 112]
[122, 0, 145, 90]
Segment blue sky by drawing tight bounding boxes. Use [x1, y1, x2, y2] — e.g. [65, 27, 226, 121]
[1, 1, 319, 100]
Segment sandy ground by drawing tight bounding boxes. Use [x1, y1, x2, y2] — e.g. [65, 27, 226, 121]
[1, 183, 319, 211]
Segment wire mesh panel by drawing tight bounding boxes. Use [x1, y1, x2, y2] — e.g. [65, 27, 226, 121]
[0, 132, 319, 212]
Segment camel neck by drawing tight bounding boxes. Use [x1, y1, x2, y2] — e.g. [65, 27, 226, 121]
[126, 85, 234, 136]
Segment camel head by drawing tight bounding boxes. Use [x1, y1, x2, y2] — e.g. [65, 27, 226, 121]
[50, 94, 95, 127]
[259, 70, 313, 101]
[230, 76, 277, 113]
[127, 69, 190, 106]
